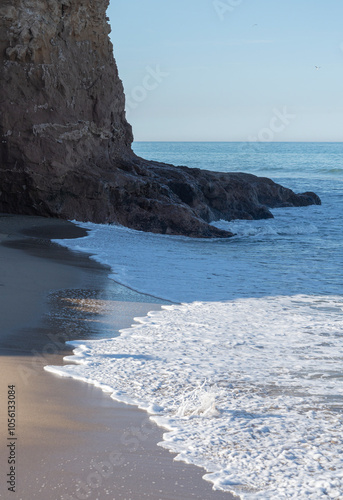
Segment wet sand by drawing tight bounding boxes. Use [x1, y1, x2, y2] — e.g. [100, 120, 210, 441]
[0, 215, 238, 500]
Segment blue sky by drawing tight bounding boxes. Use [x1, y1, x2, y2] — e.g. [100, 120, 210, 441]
[107, 0, 343, 141]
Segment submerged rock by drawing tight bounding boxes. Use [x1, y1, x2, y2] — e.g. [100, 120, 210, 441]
[0, 0, 321, 238]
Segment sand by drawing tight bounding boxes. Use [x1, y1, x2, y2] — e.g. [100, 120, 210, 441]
[0, 214, 238, 500]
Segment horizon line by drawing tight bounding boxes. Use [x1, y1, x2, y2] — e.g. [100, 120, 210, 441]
[133, 140, 343, 144]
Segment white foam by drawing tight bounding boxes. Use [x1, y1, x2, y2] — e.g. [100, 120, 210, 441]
[45, 295, 343, 499]
[212, 217, 319, 237]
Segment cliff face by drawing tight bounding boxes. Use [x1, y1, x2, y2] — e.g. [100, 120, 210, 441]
[0, 0, 320, 238]
[0, 0, 132, 188]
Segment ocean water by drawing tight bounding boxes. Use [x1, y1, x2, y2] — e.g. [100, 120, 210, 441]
[46, 142, 343, 499]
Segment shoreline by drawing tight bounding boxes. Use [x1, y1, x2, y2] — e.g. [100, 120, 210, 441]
[0, 215, 238, 500]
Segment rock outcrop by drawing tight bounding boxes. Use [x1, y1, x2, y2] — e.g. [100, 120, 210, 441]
[0, 0, 321, 238]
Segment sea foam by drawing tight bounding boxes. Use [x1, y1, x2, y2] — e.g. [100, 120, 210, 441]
[46, 295, 343, 499]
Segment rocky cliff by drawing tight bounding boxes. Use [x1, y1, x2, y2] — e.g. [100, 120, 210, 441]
[0, 0, 320, 238]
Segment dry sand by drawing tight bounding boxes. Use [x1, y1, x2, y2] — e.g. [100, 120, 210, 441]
[0, 215, 238, 500]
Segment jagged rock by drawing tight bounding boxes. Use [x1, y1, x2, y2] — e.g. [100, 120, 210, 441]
[0, 0, 321, 238]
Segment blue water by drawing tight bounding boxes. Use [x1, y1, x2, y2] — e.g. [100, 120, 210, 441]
[53, 142, 343, 499]
[132, 142, 343, 300]
[133, 141, 343, 180]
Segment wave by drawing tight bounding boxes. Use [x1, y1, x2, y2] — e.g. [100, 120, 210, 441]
[52, 211, 328, 304]
[212, 219, 319, 237]
[45, 295, 343, 499]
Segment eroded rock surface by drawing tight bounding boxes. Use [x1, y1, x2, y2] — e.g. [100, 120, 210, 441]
[0, 0, 320, 238]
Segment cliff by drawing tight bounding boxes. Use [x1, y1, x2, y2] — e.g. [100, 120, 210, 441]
[0, 0, 320, 238]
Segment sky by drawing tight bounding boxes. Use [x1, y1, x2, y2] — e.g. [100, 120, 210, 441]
[107, 0, 343, 142]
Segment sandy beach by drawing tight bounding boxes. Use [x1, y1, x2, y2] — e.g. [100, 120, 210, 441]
[0, 214, 237, 500]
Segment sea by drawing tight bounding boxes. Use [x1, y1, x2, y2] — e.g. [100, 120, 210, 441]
[46, 142, 343, 499]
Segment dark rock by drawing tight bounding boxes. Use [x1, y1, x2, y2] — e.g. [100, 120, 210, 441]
[0, 0, 321, 238]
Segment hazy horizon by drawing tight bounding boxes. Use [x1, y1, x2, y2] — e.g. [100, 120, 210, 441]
[132, 140, 343, 143]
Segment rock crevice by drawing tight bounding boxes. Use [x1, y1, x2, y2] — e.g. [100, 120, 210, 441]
[0, 0, 320, 238]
